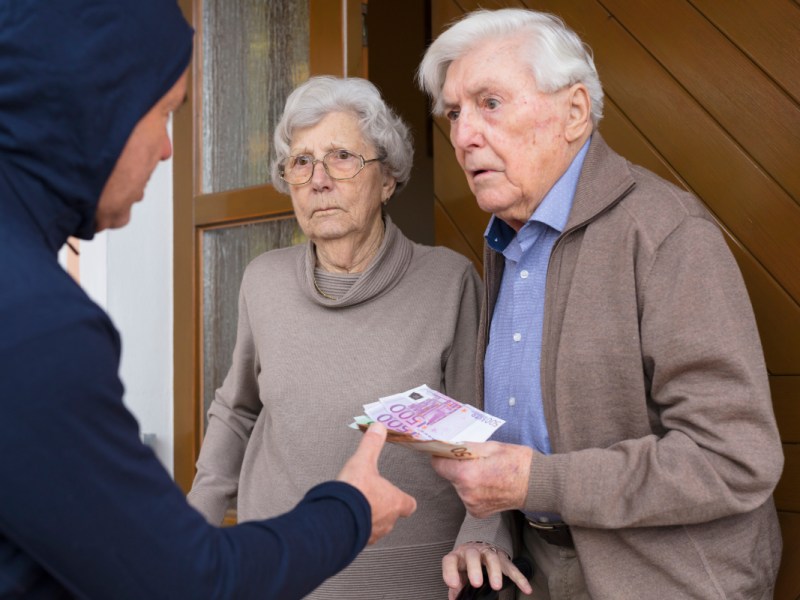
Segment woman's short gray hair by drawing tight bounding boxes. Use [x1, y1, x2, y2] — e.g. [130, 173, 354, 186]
[417, 8, 604, 127]
[271, 76, 413, 197]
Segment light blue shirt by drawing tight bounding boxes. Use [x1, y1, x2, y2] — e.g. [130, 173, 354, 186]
[484, 139, 590, 455]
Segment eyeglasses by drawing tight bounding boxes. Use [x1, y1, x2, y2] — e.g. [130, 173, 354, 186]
[279, 149, 382, 186]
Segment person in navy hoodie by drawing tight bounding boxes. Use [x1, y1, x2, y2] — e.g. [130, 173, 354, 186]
[0, 1, 416, 598]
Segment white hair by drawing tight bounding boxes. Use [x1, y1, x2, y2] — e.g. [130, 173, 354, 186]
[271, 76, 413, 197]
[417, 8, 604, 126]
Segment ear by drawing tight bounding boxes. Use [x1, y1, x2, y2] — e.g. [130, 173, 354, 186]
[564, 83, 592, 142]
[382, 175, 397, 203]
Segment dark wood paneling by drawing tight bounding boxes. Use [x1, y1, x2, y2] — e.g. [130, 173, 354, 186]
[433, 122, 489, 258]
[600, 0, 800, 202]
[432, 0, 466, 35]
[456, 0, 524, 12]
[529, 0, 800, 309]
[434, 201, 482, 274]
[775, 443, 800, 513]
[773, 377, 800, 443]
[368, 0, 435, 245]
[690, 0, 800, 104]
[599, 100, 684, 185]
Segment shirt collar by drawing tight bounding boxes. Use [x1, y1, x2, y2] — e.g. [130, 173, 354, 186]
[485, 137, 591, 252]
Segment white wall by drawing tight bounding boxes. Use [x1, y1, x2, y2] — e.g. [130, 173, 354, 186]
[72, 149, 175, 475]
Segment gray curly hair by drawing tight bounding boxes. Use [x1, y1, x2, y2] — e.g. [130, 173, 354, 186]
[271, 76, 413, 197]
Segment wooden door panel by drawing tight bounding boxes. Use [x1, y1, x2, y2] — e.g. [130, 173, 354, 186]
[433, 122, 489, 260]
[600, 0, 800, 202]
[690, 0, 800, 104]
[432, 0, 463, 35]
[434, 201, 482, 273]
[773, 377, 800, 443]
[775, 443, 800, 512]
[777, 511, 800, 599]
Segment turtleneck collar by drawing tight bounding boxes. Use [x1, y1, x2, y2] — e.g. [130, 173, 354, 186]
[299, 216, 414, 308]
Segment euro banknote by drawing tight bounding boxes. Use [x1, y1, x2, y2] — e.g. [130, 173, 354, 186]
[350, 384, 505, 459]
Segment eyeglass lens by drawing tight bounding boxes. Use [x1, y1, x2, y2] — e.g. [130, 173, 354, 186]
[283, 149, 363, 184]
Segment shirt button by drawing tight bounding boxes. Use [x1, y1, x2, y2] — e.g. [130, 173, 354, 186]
[508, 397, 516, 406]
[520, 270, 529, 279]
[513, 333, 522, 342]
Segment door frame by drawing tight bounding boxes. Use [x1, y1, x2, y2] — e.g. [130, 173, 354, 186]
[172, 0, 366, 492]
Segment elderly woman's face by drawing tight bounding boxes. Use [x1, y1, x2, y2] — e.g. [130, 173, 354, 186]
[287, 111, 395, 244]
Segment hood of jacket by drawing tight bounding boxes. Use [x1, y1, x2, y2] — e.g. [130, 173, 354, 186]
[0, 0, 193, 251]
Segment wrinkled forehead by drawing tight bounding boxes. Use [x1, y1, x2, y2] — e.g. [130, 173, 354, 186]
[289, 111, 370, 153]
[441, 35, 535, 101]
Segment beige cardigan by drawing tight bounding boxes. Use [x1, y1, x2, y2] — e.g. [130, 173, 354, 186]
[189, 219, 483, 599]
[459, 135, 783, 599]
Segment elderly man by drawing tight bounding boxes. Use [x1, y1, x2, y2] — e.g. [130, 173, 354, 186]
[0, 1, 415, 598]
[418, 8, 783, 600]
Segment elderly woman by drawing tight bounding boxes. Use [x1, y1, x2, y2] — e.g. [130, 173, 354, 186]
[188, 76, 482, 599]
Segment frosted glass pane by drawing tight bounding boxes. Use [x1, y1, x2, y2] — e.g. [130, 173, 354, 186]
[202, 0, 310, 193]
[202, 218, 306, 428]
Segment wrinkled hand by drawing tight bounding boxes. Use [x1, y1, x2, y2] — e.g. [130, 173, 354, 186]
[432, 441, 532, 518]
[337, 423, 417, 544]
[442, 541, 533, 600]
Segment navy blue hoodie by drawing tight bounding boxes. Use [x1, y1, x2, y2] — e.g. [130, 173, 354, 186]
[0, 1, 370, 597]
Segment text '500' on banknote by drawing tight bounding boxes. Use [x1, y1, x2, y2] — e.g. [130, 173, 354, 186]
[350, 384, 505, 459]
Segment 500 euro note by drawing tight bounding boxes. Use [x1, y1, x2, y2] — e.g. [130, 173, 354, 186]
[351, 385, 505, 459]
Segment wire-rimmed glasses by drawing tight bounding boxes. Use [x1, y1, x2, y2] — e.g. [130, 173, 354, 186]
[279, 149, 382, 186]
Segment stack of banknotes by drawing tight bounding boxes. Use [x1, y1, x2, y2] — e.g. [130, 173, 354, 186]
[350, 384, 505, 459]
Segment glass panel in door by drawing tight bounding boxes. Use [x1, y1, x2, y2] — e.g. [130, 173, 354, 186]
[201, 0, 310, 193]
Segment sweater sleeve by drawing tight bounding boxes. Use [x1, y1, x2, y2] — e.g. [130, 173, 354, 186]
[188, 280, 261, 524]
[523, 216, 784, 528]
[453, 511, 515, 557]
[0, 311, 370, 599]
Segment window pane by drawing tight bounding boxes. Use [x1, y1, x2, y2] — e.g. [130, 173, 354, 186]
[201, 218, 306, 428]
[202, 0, 310, 193]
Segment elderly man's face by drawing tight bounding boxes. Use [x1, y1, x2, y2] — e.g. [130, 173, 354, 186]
[442, 36, 581, 230]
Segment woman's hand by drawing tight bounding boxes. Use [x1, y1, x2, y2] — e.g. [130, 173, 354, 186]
[442, 541, 532, 600]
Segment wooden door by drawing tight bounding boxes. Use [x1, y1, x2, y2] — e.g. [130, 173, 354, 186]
[172, 0, 367, 493]
[430, 1, 800, 595]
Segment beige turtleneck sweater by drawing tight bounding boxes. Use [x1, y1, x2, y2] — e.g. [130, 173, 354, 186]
[189, 218, 483, 599]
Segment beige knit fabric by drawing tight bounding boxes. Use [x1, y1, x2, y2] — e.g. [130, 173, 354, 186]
[189, 218, 483, 599]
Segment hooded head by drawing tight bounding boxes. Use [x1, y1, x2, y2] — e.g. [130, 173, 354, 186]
[0, 0, 193, 250]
